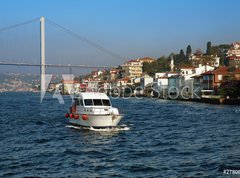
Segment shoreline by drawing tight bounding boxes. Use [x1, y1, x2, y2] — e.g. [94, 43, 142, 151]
[1, 91, 240, 105]
[115, 94, 240, 105]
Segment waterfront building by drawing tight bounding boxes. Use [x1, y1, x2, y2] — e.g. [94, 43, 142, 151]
[166, 65, 215, 99]
[153, 72, 177, 98]
[201, 66, 240, 96]
[140, 74, 153, 89]
[116, 77, 130, 87]
[180, 65, 215, 99]
[168, 75, 185, 99]
[191, 75, 203, 99]
[136, 74, 153, 96]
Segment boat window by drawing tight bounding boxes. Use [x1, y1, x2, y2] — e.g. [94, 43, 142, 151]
[93, 99, 103, 106]
[84, 99, 93, 106]
[102, 99, 111, 106]
[79, 99, 83, 106]
[74, 98, 79, 106]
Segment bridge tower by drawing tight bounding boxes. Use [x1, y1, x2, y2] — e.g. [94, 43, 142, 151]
[40, 17, 46, 93]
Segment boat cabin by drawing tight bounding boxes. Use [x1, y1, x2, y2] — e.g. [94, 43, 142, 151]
[74, 92, 112, 107]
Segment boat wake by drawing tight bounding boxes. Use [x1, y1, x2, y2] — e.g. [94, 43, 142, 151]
[65, 124, 130, 132]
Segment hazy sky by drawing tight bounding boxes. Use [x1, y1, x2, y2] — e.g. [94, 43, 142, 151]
[0, 0, 240, 73]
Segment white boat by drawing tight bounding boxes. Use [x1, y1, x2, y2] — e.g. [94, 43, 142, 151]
[65, 92, 123, 128]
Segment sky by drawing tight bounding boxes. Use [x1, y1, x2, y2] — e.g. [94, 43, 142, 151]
[0, 0, 240, 74]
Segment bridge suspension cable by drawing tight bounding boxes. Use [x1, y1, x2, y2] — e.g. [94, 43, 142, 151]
[0, 18, 39, 32]
[45, 18, 125, 61]
[0, 17, 123, 69]
[0, 61, 113, 68]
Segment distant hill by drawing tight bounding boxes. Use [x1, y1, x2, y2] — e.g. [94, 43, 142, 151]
[0, 73, 40, 92]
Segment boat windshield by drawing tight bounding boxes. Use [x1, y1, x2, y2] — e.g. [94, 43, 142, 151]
[93, 99, 102, 106]
[84, 99, 93, 106]
[83, 99, 111, 106]
[102, 99, 111, 106]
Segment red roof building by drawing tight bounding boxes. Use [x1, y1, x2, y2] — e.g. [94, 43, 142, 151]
[201, 67, 240, 93]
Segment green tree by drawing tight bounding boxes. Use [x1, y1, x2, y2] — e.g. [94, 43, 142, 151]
[186, 45, 192, 59]
[116, 65, 123, 79]
[142, 56, 170, 77]
[200, 56, 217, 65]
[210, 46, 219, 56]
[206, 41, 211, 55]
[218, 80, 240, 97]
[179, 49, 185, 61]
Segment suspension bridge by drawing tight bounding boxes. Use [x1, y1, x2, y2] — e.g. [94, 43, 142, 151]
[0, 17, 124, 92]
[0, 61, 113, 69]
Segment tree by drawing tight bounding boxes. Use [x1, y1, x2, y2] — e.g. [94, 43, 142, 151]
[210, 46, 219, 56]
[142, 56, 170, 77]
[116, 65, 123, 79]
[186, 45, 192, 59]
[200, 56, 217, 65]
[218, 80, 240, 97]
[179, 49, 185, 61]
[206, 41, 211, 55]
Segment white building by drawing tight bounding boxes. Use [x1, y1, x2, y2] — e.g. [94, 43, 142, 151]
[168, 75, 185, 99]
[153, 72, 177, 98]
[176, 65, 215, 99]
[166, 65, 215, 99]
[55, 80, 81, 95]
[140, 75, 153, 89]
[226, 42, 240, 67]
[121, 60, 143, 79]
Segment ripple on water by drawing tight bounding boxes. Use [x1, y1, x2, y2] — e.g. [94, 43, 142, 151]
[0, 93, 240, 177]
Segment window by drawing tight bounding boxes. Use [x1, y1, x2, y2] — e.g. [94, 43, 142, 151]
[74, 98, 80, 105]
[218, 75, 222, 81]
[93, 99, 103, 106]
[80, 99, 83, 106]
[84, 99, 93, 106]
[102, 99, 111, 106]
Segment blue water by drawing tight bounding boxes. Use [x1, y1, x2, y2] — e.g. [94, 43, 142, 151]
[0, 92, 240, 177]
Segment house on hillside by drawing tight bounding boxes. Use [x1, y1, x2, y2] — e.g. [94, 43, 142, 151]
[137, 57, 156, 64]
[55, 80, 81, 95]
[121, 59, 143, 79]
[226, 42, 240, 67]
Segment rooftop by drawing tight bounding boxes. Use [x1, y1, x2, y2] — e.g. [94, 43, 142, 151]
[77, 92, 109, 100]
[201, 67, 240, 75]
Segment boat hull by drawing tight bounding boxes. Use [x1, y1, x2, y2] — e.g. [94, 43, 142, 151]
[69, 114, 123, 128]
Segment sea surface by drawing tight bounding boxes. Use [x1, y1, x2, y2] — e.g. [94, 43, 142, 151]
[0, 92, 240, 177]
